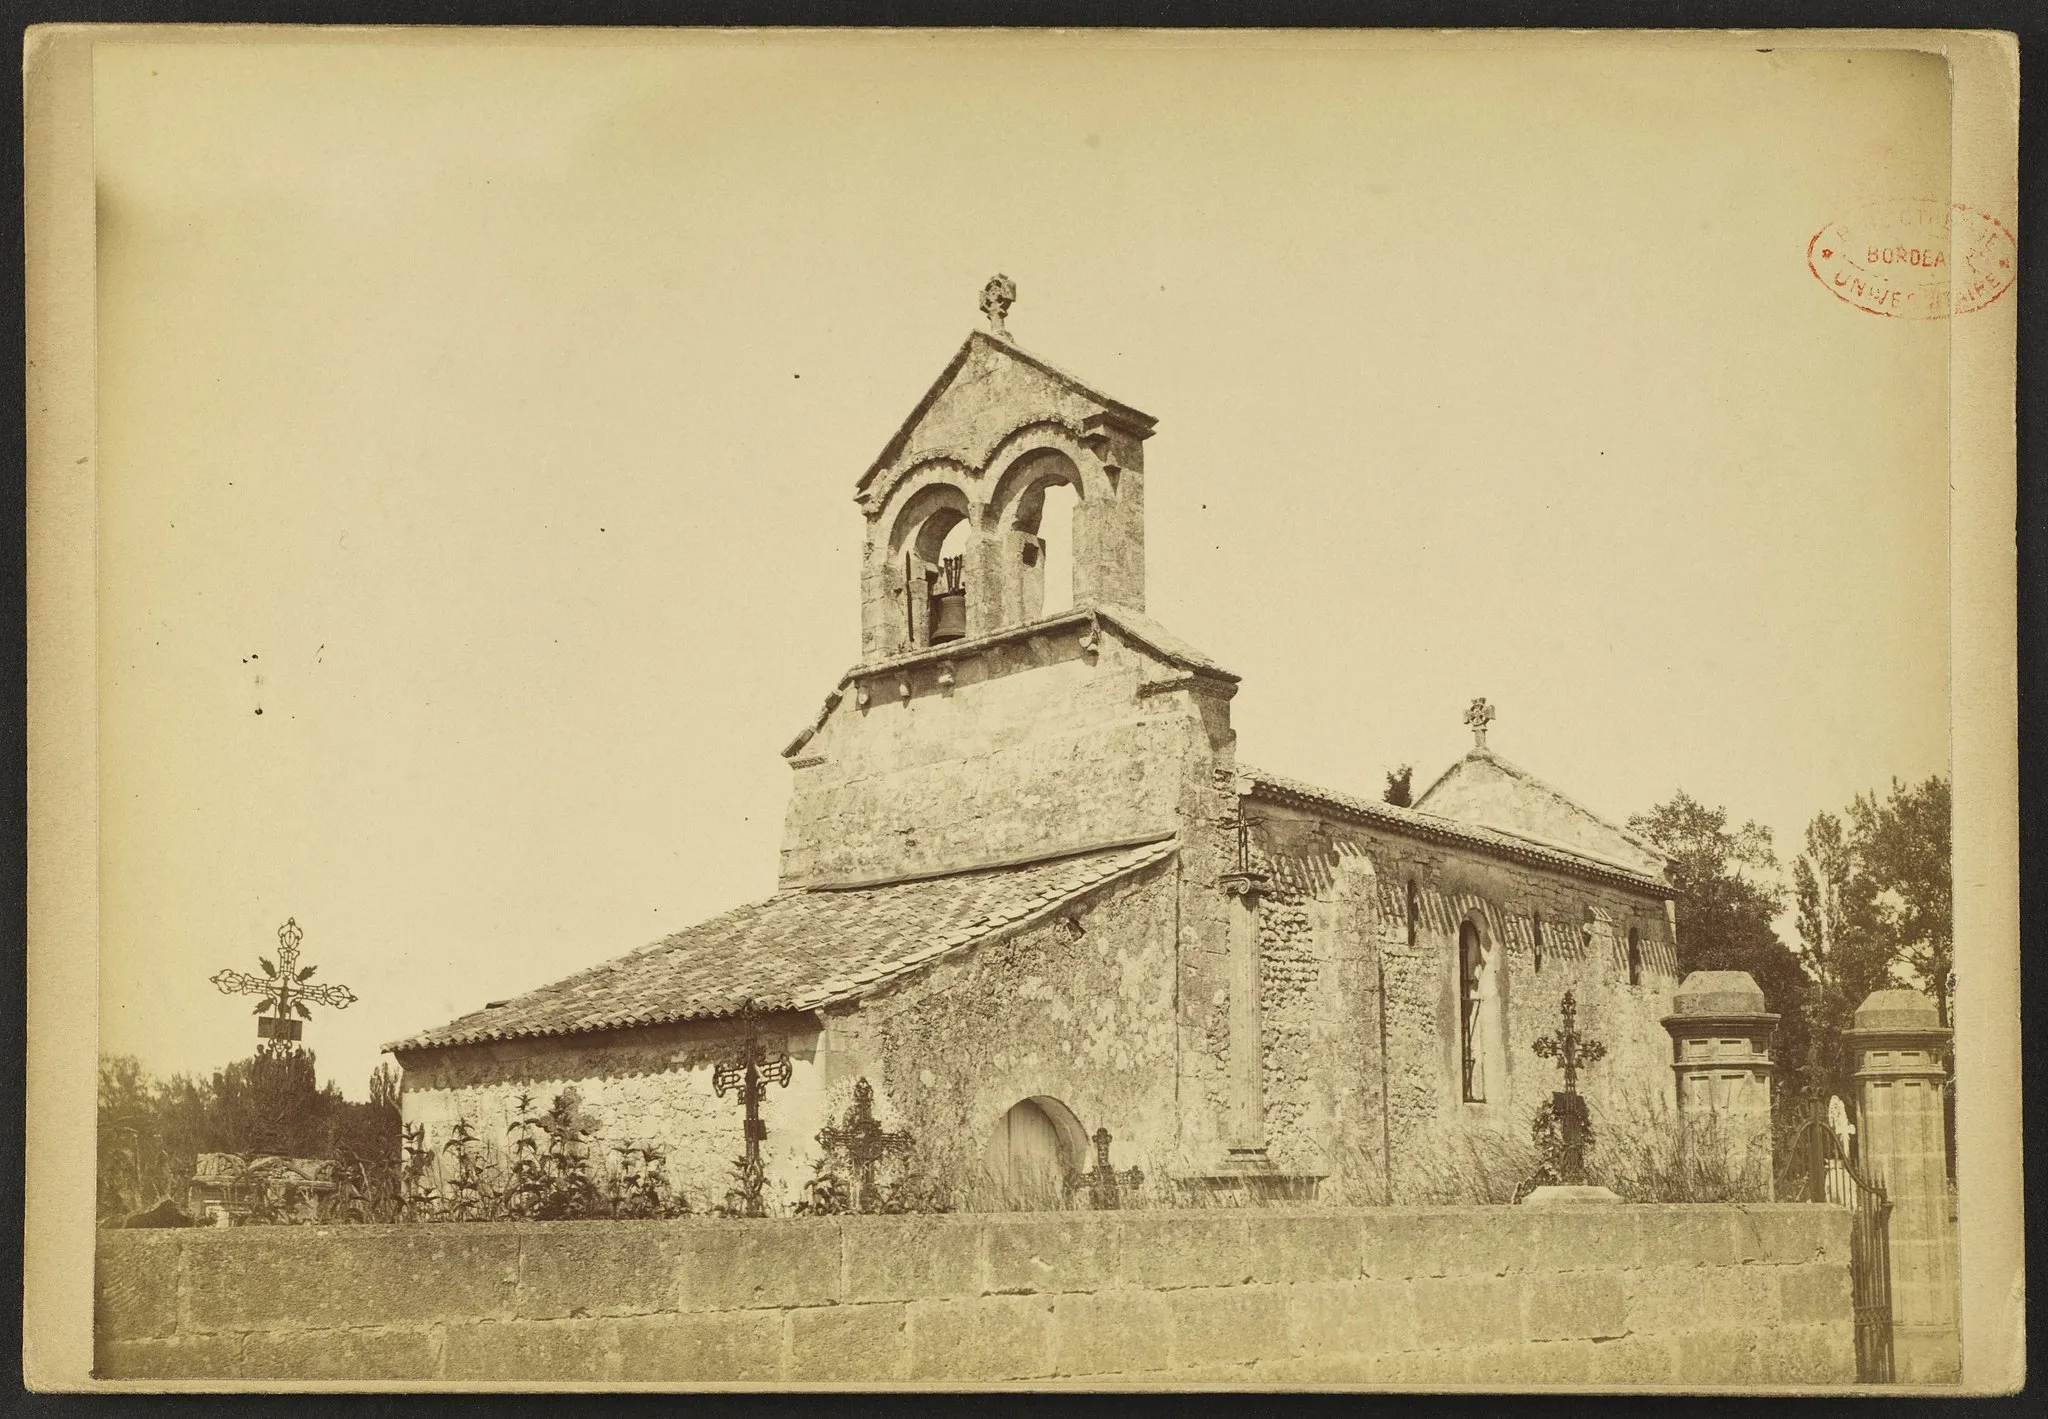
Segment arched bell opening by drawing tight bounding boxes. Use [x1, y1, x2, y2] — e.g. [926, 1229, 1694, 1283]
[887, 483, 974, 651]
[989, 449, 1087, 626]
[1013, 479, 1080, 621]
[923, 516, 972, 645]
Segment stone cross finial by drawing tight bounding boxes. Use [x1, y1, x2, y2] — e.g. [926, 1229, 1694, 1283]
[1464, 697, 1496, 750]
[980, 273, 1017, 338]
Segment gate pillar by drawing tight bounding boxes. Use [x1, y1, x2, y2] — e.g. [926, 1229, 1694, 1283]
[1662, 971, 1778, 1197]
[1847, 988, 1958, 1383]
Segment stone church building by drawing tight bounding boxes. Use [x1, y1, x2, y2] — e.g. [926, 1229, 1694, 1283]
[390, 284, 1685, 1209]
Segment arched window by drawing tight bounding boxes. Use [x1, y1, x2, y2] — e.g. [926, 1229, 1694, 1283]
[1626, 927, 1643, 986]
[1405, 879, 1420, 948]
[1531, 912, 1545, 975]
[1459, 922, 1488, 1102]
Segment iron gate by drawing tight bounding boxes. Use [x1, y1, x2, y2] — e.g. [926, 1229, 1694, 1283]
[1788, 1104, 1894, 1383]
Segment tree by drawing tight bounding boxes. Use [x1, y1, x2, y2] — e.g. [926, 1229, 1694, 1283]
[1851, 776, 1953, 1025]
[368, 1061, 402, 1113]
[96, 1048, 403, 1223]
[1383, 765, 1414, 808]
[1629, 791, 1813, 1098]
[1792, 811, 1896, 1100]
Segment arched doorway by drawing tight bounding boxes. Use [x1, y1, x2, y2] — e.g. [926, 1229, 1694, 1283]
[979, 1097, 1085, 1209]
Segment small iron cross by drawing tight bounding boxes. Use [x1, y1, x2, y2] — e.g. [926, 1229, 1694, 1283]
[1073, 1127, 1145, 1210]
[1464, 697, 1496, 751]
[712, 998, 793, 1166]
[817, 1077, 910, 1209]
[1218, 809, 1264, 878]
[1532, 990, 1606, 1184]
[210, 918, 356, 1046]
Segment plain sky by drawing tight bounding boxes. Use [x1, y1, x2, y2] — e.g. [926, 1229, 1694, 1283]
[94, 35, 1952, 1095]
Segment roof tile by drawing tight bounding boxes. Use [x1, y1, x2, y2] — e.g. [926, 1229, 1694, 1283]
[388, 837, 1177, 1052]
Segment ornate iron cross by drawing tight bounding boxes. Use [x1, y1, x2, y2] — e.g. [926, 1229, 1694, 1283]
[817, 1077, 910, 1209]
[1531, 990, 1607, 1183]
[712, 998, 792, 1166]
[210, 918, 357, 1047]
[1464, 697, 1496, 750]
[1072, 1127, 1145, 1210]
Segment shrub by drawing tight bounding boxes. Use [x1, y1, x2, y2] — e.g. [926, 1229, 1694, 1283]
[1587, 1091, 1772, 1204]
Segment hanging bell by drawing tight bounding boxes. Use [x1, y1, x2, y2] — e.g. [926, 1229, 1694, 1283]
[928, 590, 967, 644]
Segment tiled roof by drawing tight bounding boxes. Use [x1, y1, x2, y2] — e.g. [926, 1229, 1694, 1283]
[387, 837, 1178, 1053]
[1238, 766, 1674, 897]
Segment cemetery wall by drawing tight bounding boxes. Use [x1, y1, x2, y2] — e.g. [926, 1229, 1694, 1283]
[96, 1203, 1854, 1386]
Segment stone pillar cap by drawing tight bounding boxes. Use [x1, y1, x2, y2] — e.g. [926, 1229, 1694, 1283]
[1667, 970, 1769, 1018]
[1850, 987, 1943, 1033]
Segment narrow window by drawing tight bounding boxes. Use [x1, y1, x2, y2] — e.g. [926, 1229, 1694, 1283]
[1459, 922, 1486, 1102]
[1626, 927, 1643, 986]
[1531, 912, 1544, 974]
[1405, 879, 1419, 948]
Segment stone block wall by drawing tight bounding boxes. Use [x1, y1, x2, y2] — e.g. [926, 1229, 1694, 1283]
[398, 859, 1185, 1210]
[1201, 805, 1682, 1204]
[399, 1014, 836, 1211]
[843, 857, 1183, 1190]
[96, 1204, 1855, 1386]
[780, 624, 1224, 888]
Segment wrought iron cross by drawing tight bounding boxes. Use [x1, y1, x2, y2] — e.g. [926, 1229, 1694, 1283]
[1531, 990, 1606, 1183]
[980, 273, 1017, 337]
[712, 998, 792, 1166]
[210, 918, 357, 1046]
[1072, 1127, 1145, 1210]
[1464, 697, 1496, 750]
[817, 1077, 910, 1209]
[1218, 809, 1264, 878]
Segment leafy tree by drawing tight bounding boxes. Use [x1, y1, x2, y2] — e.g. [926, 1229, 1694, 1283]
[1383, 765, 1414, 808]
[96, 1048, 403, 1223]
[1628, 791, 1813, 1099]
[368, 1061, 402, 1113]
[1792, 811, 1897, 1100]
[1851, 776, 1953, 1025]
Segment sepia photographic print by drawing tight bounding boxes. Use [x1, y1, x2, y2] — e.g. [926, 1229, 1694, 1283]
[24, 26, 2022, 1392]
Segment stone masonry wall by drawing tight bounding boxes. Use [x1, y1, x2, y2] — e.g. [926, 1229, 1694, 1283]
[399, 860, 1183, 1211]
[1185, 803, 1681, 1204]
[398, 1014, 836, 1214]
[839, 858, 1182, 1189]
[96, 1205, 1856, 1386]
[780, 624, 1225, 888]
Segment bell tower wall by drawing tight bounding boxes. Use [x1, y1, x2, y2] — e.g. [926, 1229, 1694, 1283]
[855, 332, 1153, 663]
[779, 618, 1235, 889]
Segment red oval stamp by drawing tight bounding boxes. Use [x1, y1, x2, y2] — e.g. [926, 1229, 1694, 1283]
[1807, 199, 2015, 318]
